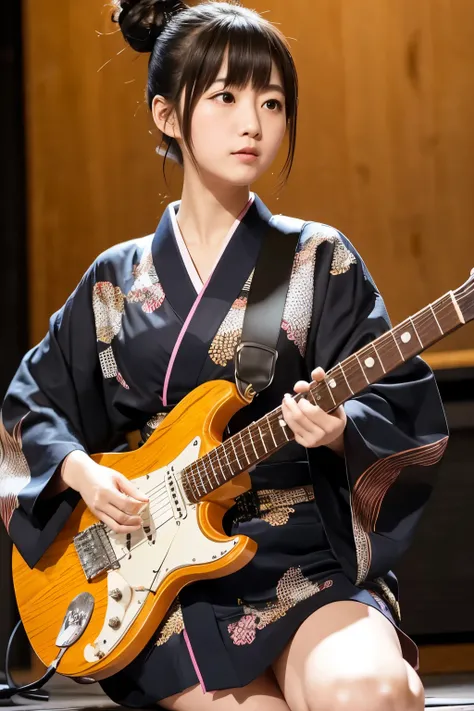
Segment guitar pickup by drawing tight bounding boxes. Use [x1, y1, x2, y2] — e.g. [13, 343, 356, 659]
[166, 471, 187, 521]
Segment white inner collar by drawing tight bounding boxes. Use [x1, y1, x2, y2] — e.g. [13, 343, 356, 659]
[168, 194, 255, 294]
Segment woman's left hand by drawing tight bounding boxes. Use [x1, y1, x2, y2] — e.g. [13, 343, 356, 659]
[281, 367, 347, 454]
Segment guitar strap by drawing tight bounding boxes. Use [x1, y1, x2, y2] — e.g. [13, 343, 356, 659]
[234, 216, 307, 399]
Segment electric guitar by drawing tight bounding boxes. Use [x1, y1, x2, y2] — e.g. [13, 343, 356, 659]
[12, 270, 474, 680]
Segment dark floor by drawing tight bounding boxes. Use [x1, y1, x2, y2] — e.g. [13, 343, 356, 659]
[2, 674, 474, 710]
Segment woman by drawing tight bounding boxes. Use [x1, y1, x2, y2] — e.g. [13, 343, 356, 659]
[0, 1, 448, 709]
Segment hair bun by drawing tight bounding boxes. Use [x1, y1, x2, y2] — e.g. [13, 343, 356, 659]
[112, 0, 185, 53]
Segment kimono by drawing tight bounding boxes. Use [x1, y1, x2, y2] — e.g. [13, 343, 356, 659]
[0, 193, 448, 707]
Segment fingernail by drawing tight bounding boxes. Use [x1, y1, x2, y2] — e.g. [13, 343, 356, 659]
[284, 393, 292, 400]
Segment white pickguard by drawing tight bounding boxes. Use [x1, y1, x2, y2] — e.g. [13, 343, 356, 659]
[84, 438, 239, 662]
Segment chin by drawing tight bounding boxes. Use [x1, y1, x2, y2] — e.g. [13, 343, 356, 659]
[198, 161, 265, 187]
[221, 167, 265, 186]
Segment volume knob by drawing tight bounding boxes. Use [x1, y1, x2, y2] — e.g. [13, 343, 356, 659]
[108, 616, 121, 630]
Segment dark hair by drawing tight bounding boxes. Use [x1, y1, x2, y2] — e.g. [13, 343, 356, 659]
[113, 0, 298, 182]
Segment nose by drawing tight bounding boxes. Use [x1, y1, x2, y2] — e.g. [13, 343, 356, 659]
[237, 100, 262, 139]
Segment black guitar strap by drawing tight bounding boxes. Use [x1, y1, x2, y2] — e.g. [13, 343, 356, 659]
[235, 216, 307, 399]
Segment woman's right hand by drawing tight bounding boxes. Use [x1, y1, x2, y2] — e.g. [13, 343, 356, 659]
[61, 450, 149, 533]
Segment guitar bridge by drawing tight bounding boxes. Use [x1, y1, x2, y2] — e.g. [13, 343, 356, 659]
[74, 523, 120, 581]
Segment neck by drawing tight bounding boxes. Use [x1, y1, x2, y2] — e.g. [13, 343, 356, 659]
[180, 286, 467, 504]
[177, 170, 251, 248]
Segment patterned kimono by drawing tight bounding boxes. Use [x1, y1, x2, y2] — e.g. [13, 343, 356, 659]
[0, 193, 448, 707]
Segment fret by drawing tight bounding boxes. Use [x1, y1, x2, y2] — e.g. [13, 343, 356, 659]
[412, 304, 444, 349]
[257, 425, 268, 454]
[372, 331, 404, 374]
[434, 294, 463, 334]
[186, 462, 200, 498]
[203, 457, 215, 490]
[270, 409, 289, 446]
[206, 453, 220, 489]
[320, 378, 337, 408]
[229, 436, 242, 470]
[253, 423, 268, 459]
[343, 356, 371, 396]
[188, 465, 204, 502]
[449, 291, 466, 325]
[309, 381, 333, 412]
[409, 316, 424, 348]
[429, 304, 444, 335]
[338, 362, 355, 395]
[390, 320, 420, 361]
[321, 370, 348, 406]
[372, 342, 386, 373]
[390, 330, 404, 360]
[266, 414, 278, 449]
[220, 443, 233, 474]
[355, 353, 370, 385]
[196, 461, 205, 492]
[248, 427, 259, 459]
[374, 330, 405, 372]
[239, 431, 251, 465]
[278, 415, 290, 441]
[318, 364, 364, 411]
[357, 343, 386, 383]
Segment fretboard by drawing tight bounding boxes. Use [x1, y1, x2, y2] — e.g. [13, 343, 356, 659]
[181, 289, 465, 503]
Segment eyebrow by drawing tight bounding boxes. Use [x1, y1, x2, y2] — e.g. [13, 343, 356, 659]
[212, 77, 285, 94]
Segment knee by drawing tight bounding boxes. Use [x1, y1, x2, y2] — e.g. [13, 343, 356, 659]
[300, 669, 424, 711]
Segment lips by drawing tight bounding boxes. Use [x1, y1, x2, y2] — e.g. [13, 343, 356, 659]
[233, 149, 259, 156]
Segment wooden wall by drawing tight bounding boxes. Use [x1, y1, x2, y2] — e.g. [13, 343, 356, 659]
[23, 0, 474, 364]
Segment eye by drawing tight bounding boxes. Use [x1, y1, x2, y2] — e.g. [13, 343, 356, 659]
[264, 99, 283, 111]
[214, 91, 235, 104]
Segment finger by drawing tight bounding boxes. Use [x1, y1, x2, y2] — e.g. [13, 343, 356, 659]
[298, 397, 332, 425]
[293, 380, 310, 393]
[282, 393, 312, 433]
[95, 509, 142, 534]
[106, 487, 146, 516]
[331, 405, 347, 423]
[101, 502, 143, 528]
[311, 367, 326, 382]
[298, 398, 344, 438]
[282, 395, 318, 437]
[281, 403, 323, 447]
[115, 474, 150, 503]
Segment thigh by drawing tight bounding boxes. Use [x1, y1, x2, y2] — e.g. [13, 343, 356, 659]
[159, 670, 290, 711]
[272, 601, 424, 711]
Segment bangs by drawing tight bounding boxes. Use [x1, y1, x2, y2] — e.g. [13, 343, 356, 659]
[181, 16, 297, 118]
[200, 23, 284, 95]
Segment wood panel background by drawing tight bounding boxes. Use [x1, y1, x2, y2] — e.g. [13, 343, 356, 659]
[23, 0, 474, 364]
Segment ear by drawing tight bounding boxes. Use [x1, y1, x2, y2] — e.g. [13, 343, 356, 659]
[152, 95, 182, 140]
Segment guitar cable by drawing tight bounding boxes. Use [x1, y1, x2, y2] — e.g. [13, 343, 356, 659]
[0, 619, 51, 701]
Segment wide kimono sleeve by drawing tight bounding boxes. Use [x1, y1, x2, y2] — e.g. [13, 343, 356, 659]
[0, 262, 128, 568]
[304, 228, 449, 587]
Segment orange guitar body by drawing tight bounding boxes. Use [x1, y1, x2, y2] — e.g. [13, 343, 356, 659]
[12, 380, 256, 680]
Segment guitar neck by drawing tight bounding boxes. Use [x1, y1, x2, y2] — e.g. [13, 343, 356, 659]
[182, 288, 467, 503]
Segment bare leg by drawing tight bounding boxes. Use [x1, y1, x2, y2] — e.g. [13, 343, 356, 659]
[159, 669, 291, 711]
[272, 601, 424, 711]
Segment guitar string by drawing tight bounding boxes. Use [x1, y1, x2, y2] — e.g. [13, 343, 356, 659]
[105, 284, 474, 521]
[181, 289, 472, 495]
[141, 287, 473, 500]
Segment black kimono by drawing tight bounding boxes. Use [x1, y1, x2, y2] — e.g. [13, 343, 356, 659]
[0, 193, 448, 707]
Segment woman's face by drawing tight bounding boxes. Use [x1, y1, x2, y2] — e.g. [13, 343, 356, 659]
[179, 55, 288, 186]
